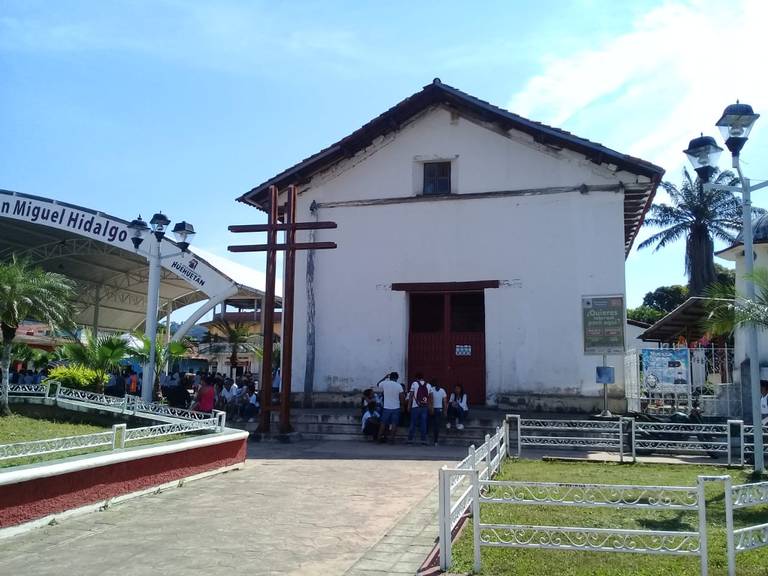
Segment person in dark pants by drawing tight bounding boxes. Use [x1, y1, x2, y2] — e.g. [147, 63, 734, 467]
[407, 374, 432, 445]
[447, 384, 469, 430]
[361, 401, 381, 441]
[431, 380, 448, 446]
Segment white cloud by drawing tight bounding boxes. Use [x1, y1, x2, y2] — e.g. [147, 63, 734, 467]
[0, 2, 369, 73]
[509, 0, 768, 180]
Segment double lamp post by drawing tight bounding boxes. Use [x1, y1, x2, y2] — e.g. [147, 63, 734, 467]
[127, 212, 195, 403]
[684, 101, 766, 472]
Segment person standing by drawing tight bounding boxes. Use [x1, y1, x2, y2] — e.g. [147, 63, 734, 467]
[377, 372, 404, 444]
[407, 374, 432, 445]
[431, 379, 448, 446]
[761, 376, 768, 426]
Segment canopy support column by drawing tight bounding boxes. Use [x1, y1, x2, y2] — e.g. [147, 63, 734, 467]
[92, 285, 101, 336]
[172, 285, 239, 342]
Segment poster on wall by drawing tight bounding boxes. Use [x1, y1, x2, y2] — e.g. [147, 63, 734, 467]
[641, 349, 690, 391]
[582, 295, 625, 355]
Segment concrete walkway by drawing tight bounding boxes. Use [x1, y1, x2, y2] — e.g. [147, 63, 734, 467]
[0, 440, 460, 576]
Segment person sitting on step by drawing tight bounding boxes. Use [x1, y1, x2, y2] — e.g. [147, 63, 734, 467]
[447, 384, 469, 431]
[361, 401, 381, 441]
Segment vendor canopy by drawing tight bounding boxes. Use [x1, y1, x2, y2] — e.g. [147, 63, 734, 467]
[0, 189, 265, 335]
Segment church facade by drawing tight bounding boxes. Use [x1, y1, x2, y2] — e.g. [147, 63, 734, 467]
[239, 80, 663, 410]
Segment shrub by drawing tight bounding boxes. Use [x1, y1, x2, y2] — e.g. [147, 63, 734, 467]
[45, 364, 100, 392]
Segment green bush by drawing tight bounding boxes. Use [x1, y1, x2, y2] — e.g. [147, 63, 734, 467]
[45, 364, 100, 392]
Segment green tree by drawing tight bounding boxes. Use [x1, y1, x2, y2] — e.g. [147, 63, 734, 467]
[61, 329, 129, 391]
[202, 319, 263, 377]
[626, 305, 664, 325]
[639, 168, 761, 296]
[10, 342, 35, 366]
[641, 285, 689, 313]
[704, 269, 768, 336]
[714, 263, 736, 288]
[0, 257, 75, 415]
[127, 334, 192, 395]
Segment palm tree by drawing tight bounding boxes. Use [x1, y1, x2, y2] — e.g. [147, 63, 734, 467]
[0, 257, 75, 415]
[127, 334, 192, 395]
[704, 269, 768, 336]
[61, 329, 130, 391]
[639, 168, 761, 296]
[203, 319, 262, 377]
[11, 342, 35, 366]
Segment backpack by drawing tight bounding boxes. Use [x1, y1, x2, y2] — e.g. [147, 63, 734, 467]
[415, 382, 429, 407]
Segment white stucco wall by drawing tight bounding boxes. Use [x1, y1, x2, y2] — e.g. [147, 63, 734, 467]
[282, 106, 642, 404]
[625, 322, 649, 353]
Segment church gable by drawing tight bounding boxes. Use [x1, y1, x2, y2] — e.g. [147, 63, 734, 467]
[239, 79, 664, 254]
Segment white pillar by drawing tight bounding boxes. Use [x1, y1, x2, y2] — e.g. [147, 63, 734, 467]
[142, 240, 161, 402]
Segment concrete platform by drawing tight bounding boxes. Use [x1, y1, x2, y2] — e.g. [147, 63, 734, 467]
[0, 440, 464, 576]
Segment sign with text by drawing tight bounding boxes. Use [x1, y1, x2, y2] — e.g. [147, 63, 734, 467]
[0, 190, 235, 298]
[582, 295, 625, 355]
[641, 348, 690, 391]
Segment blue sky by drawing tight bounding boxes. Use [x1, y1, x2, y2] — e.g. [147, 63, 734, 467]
[2, 0, 767, 307]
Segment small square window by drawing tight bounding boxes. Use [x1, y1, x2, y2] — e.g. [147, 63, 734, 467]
[422, 161, 451, 195]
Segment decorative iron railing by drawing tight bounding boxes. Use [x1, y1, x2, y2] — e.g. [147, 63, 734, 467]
[0, 430, 116, 461]
[7, 382, 49, 397]
[437, 414, 768, 576]
[507, 415, 758, 465]
[1, 383, 227, 467]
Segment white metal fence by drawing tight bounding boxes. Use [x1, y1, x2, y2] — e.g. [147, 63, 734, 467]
[1, 383, 226, 464]
[731, 479, 768, 567]
[438, 419, 768, 575]
[626, 347, 740, 418]
[507, 414, 766, 465]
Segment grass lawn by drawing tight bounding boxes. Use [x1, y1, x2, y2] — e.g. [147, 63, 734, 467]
[450, 459, 768, 576]
[0, 413, 189, 468]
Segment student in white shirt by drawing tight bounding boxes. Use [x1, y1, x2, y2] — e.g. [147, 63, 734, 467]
[376, 372, 404, 443]
[431, 380, 448, 445]
[361, 401, 381, 441]
[447, 384, 469, 430]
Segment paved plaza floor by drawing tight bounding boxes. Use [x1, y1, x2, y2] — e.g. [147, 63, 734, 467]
[0, 440, 462, 576]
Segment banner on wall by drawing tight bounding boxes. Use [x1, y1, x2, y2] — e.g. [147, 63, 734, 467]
[641, 348, 690, 391]
[582, 295, 625, 355]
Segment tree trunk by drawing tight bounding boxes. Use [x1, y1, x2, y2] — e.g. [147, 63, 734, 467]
[1, 325, 17, 416]
[230, 345, 238, 378]
[687, 227, 716, 296]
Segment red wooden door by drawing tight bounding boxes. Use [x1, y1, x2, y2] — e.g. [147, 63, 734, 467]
[407, 291, 486, 404]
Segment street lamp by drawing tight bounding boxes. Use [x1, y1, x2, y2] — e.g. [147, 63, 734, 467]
[127, 212, 195, 403]
[683, 134, 723, 183]
[686, 101, 765, 472]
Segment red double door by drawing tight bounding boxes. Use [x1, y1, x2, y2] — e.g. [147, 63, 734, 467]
[407, 291, 486, 404]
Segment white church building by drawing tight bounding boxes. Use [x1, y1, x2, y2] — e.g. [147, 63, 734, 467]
[238, 79, 664, 411]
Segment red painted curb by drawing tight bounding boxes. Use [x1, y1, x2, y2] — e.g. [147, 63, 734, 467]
[0, 437, 246, 528]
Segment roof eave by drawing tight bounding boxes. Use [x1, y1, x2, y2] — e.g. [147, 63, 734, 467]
[238, 81, 664, 212]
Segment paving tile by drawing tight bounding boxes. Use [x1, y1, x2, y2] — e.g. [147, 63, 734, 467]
[0, 440, 457, 576]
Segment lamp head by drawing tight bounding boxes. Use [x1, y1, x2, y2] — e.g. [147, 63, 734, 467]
[171, 221, 195, 252]
[127, 215, 149, 249]
[716, 101, 759, 156]
[149, 212, 171, 241]
[683, 134, 723, 182]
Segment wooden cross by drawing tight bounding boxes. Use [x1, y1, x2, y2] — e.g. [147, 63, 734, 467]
[229, 185, 337, 434]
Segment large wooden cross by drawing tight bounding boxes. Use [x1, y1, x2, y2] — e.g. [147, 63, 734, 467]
[229, 185, 337, 434]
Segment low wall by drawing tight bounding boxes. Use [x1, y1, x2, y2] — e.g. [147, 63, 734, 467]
[0, 430, 247, 531]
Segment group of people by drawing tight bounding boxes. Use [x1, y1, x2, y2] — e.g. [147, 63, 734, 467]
[162, 371, 262, 422]
[361, 372, 469, 445]
[6, 368, 47, 385]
